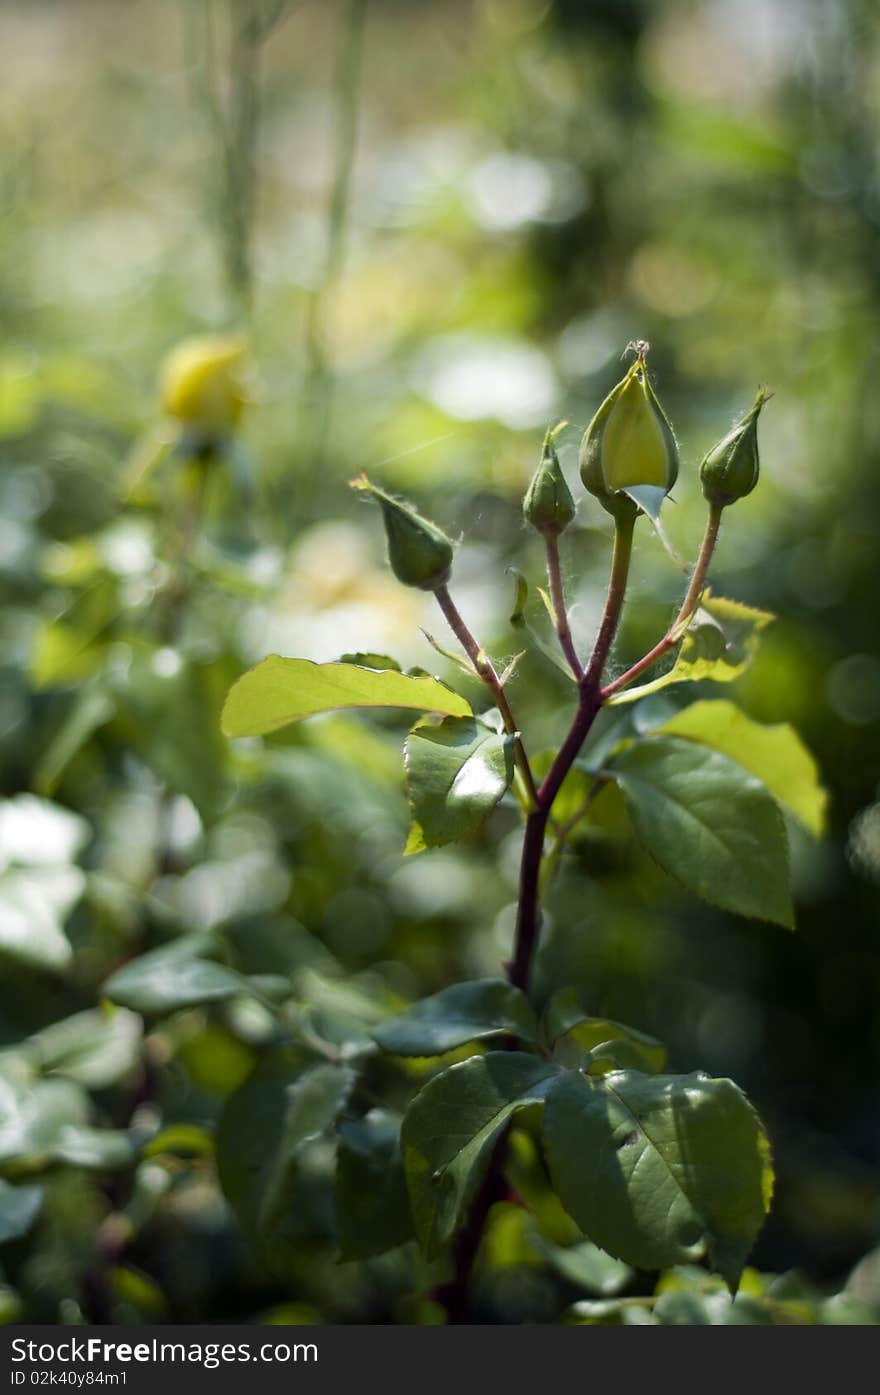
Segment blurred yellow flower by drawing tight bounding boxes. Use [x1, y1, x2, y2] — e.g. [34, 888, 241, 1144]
[160, 335, 247, 432]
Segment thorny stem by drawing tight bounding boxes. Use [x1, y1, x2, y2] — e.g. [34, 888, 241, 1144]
[440, 510, 638, 1320]
[601, 501, 723, 701]
[434, 584, 539, 810]
[544, 535, 583, 681]
[439, 501, 722, 1320]
[507, 680, 607, 992]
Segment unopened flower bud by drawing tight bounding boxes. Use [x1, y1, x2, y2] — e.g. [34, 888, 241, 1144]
[700, 388, 768, 508]
[523, 425, 576, 536]
[351, 474, 454, 591]
[579, 345, 679, 519]
[160, 335, 247, 435]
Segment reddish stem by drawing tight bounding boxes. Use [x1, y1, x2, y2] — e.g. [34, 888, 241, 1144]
[436, 499, 724, 1321]
[544, 535, 583, 681]
[434, 583, 539, 808]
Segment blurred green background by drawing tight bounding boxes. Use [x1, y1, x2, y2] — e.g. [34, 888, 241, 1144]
[1, 0, 879, 1323]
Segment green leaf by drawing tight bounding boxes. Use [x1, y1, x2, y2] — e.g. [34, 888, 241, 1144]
[374, 980, 538, 1057]
[0, 1062, 132, 1174]
[607, 592, 773, 706]
[338, 652, 401, 671]
[335, 1109, 414, 1260]
[50, 1126, 134, 1170]
[622, 483, 667, 523]
[660, 103, 796, 174]
[401, 1052, 560, 1258]
[31, 615, 108, 690]
[543, 990, 666, 1073]
[26, 1007, 142, 1088]
[507, 565, 529, 628]
[290, 966, 397, 1059]
[565, 1297, 656, 1325]
[608, 736, 794, 927]
[143, 1124, 214, 1158]
[419, 630, 474, 677]
[652, 1290, 714, 1324]
[403, 713, 514, 852]
[0, 1179, 43, 1243]
[0, 867, 79, 972]
[543, 1070, 773, 1292]
[656, 700, 827, 837]
[527, 1233, 632, 1296]
[0, 797, 88, 973]
[222, 656, 471, 737]
[217, 1048, 354, 1267]
[0, 1067, 83, 1168]
[112, 653, 228, 821]
[34, 686, 115, 796]
[651, 1280, 791, 1324]
[0, 793, 89, 865]
[103, 939, 249, 1015]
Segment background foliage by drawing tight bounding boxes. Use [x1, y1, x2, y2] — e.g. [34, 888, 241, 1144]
[1, 0, 879, 1324]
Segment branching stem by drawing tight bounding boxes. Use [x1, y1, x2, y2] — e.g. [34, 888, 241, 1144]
[438, 500, 725, 1321]
[434, 584, 539, 809]
[602, 501, 723, 700]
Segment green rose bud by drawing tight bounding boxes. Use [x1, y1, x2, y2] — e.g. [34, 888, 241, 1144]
[523, 424, 576, 536]
[579, 345, 679, 520]
[351, 473, 454, 591]
[700, 388, 769, 507]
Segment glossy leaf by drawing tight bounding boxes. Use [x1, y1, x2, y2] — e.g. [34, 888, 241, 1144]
[0, 796, 87, 974]
[0, 867, 80, 972]
[0, 794, 90, 866]
[543, 990, 666, 1073]
[222, 656, 471, 737]
[652, 1286, 788, 1324]
[657, 700, 827, 837]
[50, 1125, 134, 1170]
[653, 1264, 815, 1325]
[403, 713, 514, 853]
[528, 1233, 632, 1296]
[402, 1052, 560, 1258]
[622, 483, 667, 523]
[609, 736, 794, 927]
[374, 979, 538, 1057]
[0, 1179, 43, 1243]
[0, 1063, 132, 1173]
[103, 939, 249, 1015]
[543, 1070, 773, 1292]
[607, 592, 773, 706]
[26, 1007, 142, 1088]
[217, 1048, 354, 1263]
[565, 1297, 656, 1325]
[0, 1066, 85, 1166]
[335, 1109, 414, 1259]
